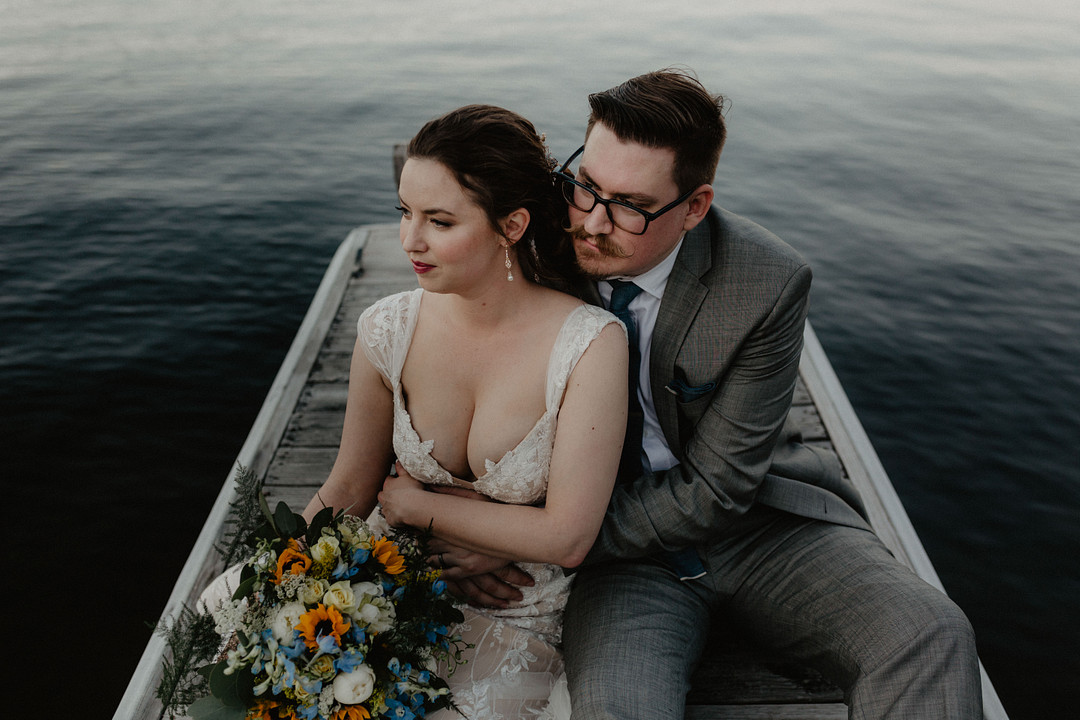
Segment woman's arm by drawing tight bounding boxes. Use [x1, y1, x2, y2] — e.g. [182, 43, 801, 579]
[302, 336, 396, 523]
[378, 322, 627, 568]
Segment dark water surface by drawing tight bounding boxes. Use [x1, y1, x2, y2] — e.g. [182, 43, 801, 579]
[3, 1, 1077, 717]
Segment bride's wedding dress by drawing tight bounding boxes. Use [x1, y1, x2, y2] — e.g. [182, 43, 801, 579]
[360, 289, 618, 720]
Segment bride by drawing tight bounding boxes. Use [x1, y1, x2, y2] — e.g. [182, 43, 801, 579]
[302, 105, 627, 719]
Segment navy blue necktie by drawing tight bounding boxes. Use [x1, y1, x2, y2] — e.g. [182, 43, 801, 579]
[608, 280, 707, 581]
[608, 280, 645, 484]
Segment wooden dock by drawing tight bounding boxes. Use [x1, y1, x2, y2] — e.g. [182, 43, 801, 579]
[114, 224, 1009, 720]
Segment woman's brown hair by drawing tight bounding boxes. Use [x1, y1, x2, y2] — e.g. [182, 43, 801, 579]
[406, 104, 580, 289]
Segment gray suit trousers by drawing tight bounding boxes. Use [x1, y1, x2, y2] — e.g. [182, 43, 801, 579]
[562, 508, 982, 720]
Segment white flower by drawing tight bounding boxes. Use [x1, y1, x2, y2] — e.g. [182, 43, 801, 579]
[332, 664, 376, 704]
[310, 535, 341, 565]
[339, 518, 372, 550]
[323, 580, 358, 615]
[357, 598, 396, 634]
[271, 601, 307, 644]
[297, 577, 329, 605]
[351, 581, 382, 601]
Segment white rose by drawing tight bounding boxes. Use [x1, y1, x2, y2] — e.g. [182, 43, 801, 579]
[323, 580, 358, 615]
[310, 535, 341, 565]
[332, 664, 376, 705]
[358, 598, 396, 634]
[351, 581, 382, 601]
[297, 577, 328, 605]
[339, 519, 372, 550]
[271, 601, 307, 644]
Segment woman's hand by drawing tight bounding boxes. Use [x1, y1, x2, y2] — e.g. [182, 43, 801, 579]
[377, 461, 427, 527]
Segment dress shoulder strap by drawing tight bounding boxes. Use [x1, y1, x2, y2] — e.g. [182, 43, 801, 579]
[356, 289, 423, 381]
[545, 304, 625, 409]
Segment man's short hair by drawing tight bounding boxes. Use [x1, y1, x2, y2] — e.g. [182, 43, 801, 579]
[587, 68, 727, 194]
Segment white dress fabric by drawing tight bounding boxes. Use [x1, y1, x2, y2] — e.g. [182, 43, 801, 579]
[359, 289, 619, 720]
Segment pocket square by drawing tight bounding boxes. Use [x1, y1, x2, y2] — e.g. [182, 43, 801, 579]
[664, 377, 716, 402]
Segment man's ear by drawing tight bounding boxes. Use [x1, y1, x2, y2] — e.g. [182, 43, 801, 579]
[500, 208, 531, 243]
[682, 185, 714, 232]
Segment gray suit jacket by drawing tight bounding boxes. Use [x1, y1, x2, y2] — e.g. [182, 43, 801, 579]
[585, 206, 871, 563]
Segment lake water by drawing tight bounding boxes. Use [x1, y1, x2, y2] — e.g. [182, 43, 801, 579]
[3, 1, 1077, 717]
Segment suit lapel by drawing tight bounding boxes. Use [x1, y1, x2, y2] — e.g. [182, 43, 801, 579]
[651, 217, 714, 455]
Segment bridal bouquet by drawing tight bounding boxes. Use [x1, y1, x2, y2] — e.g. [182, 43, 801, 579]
[163, 474, 466, 720]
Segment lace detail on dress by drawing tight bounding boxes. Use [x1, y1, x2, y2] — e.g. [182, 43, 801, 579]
[356, 290, 620, 720]
[358, 291, 620, 505]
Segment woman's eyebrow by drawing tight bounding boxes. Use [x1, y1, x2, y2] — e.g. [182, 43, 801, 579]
[398, 197, 457, 217]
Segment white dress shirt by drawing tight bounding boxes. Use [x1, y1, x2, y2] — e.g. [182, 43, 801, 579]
[599, 235, 685, 474]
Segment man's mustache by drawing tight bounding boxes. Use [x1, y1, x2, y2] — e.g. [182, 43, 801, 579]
[568, 225, 633, 259]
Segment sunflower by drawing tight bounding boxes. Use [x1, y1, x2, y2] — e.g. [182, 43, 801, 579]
[372, 537, 406, 575]
[332, 706, 371, 720]
[274, 539, 312, 584]
[245, 698, 297, 720]
[296, 603, 351, 651]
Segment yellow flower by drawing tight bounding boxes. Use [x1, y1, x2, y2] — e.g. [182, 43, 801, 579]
[296, 603, 351, 651]
[246, 699, 296, 720]
[274, 540, 312, 584]
[372, 537, 406, 575]
[332, 706, 370, 720]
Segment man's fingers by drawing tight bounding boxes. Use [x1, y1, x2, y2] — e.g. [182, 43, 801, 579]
[469, 573, 525, 603]
[453, 577, 511, 609]
[496, 564, 535, 587]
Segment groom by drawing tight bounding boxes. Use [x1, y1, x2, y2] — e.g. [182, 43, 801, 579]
[558, 69, 982, 719]
[445, 69, 983, 719]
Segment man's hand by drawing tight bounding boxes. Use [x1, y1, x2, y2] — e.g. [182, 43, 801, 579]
[428, 536, 534, 608]
[387, 466, 536, 607]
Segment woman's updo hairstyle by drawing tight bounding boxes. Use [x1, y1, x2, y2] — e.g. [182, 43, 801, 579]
[406, 104, 580, 289]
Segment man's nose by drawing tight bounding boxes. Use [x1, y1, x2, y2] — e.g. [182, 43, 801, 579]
[582, 202, 613, 235]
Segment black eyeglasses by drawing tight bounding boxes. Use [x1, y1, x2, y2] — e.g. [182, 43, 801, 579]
[553, 145, 695, 235]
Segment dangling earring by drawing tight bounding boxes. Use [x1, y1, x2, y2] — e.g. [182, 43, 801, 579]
[505, 245, 514, 282]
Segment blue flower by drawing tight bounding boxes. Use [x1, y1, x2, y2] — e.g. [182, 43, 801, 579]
[332, 557, 361, 580]
[316, 633, 342, 657]
[425, 624, 448, 644]
[336, 647, 367, 673]
[384, 698, 415, 720]
[431, 579, 446, 595]
[347, 625, 367, 645]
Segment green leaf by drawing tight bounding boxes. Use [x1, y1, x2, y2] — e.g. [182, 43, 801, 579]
[306, 505, 335, 546]
[274, 501, 307, 538]
[187, 695, 247, 720]
[231, 572, 258, 601]
[206, 662, 253, 708]
[258, 486, 274, 522]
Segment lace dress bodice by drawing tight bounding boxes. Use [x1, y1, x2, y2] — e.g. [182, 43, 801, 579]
[359, 289, 615, 508]
[357, 289, 620, 720]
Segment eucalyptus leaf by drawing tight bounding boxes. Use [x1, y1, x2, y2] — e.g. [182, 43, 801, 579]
[274, 501, 300, 537]
[187, 695, 248, 720]
[307, 505, 335, 546]
[207, 662, 252, 708]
